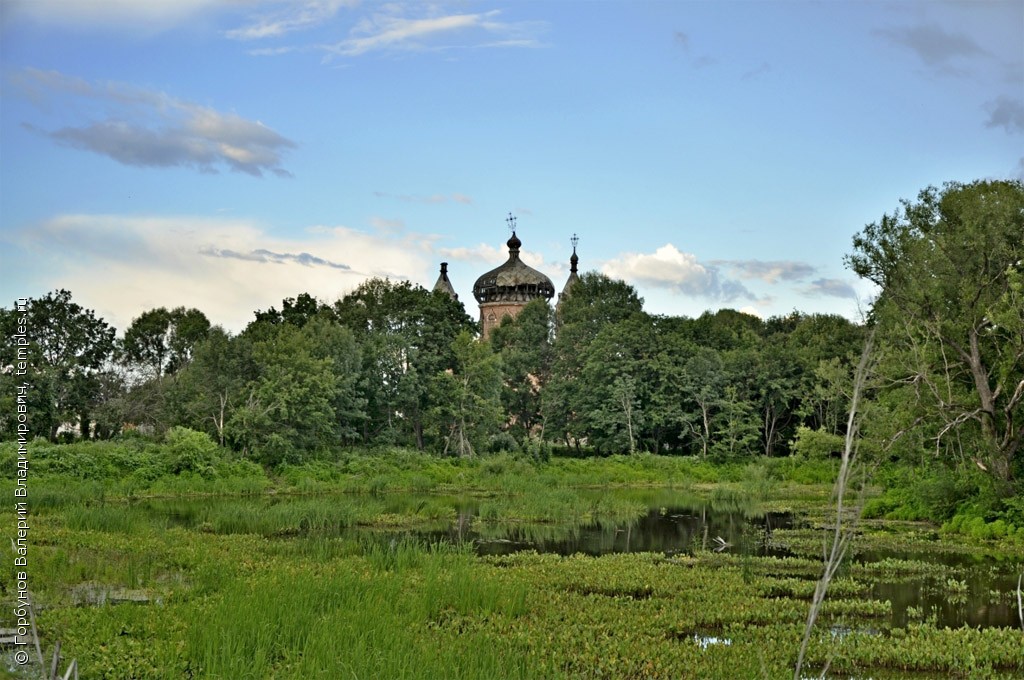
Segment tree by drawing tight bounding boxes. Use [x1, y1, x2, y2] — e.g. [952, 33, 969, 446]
[170, 327, 248, 446]
[490, 298, 553, 440]
[847, 180, 1024, 480]
[301, 315, 367, 443]
[679, 347, 726, 458]
[121, 306, 210, 380]
[252, 293, 327, 328]
[546, 273, 645, 448]
[432, 331, 504, 457]
[0, 290, 116, 440]
[575, 314, 657, 453]
[225, 322, 339, 464]
[334, 279, 474, 448]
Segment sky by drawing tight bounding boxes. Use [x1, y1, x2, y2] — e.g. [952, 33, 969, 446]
[1, 0, 1021, 334]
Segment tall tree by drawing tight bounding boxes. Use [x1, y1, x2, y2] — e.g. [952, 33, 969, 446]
[576, 313, 657, 453]
[334, 279, 474, 448]
[432, 331, 504, 457]
[847, 179, 1024, 480]
[0, 290, 116, 440]
[170, 327, 249, 447]
[121, 306, 210, 380]
[546, 272, 645, 447]
[490, 298, 553, 440]
[225, 322, 339, 464]
[679, 347, 726, 458]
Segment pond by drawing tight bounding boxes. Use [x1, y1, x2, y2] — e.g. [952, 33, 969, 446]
[134, 489, 1024, 631]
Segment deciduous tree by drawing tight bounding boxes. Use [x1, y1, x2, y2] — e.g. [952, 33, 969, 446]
[847, 180, 1024, 480]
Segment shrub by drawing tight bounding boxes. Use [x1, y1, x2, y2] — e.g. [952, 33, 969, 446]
[487, 431, 519, 454]
[165, 427, 220, 476]
[790, 426, 844, 459]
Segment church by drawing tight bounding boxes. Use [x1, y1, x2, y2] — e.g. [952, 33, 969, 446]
[432, 214, 580, 339]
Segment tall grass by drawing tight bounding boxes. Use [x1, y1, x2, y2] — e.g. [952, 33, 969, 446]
[187, 540, 534, 679]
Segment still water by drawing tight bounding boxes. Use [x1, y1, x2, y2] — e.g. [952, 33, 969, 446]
[138, 489, 1023, 630]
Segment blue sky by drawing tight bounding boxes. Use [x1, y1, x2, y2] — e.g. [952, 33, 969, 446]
[1, 0, 1021, 333]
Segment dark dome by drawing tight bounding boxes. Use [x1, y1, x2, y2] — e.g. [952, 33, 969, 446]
[473, 232, 555, 304]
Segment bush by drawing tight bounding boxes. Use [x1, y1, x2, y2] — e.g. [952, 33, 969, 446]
[790, 426, 844, 459]
[165, 427, 220, 476]
[487, 432, 519, 454]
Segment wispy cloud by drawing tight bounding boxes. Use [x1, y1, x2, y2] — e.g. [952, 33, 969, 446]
[199, 247, 351, 269]
[16, 69, 295, 177]
[369, 216, 406, 233]
[438, 241, 550, 272]
[602, 244, 757, 302]
[226, 0, 355, 40]
[13, 213, 438, 331]
[711, 259, 816, 284]
[874, 22, 986, 76]
[323, 7, 545, 58]
[984, 96, 1024, 134]
[5, 0, 228, 31]
[802, 278, 857, 300]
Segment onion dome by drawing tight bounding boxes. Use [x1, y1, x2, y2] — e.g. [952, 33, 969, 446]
[432, 262, 458, 300]
[473, 231, 555, 304]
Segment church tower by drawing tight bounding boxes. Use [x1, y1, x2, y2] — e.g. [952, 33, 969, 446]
[472, 214, 555, 339]
[556, 233, 580, 317]
[432, 262, 458, 300]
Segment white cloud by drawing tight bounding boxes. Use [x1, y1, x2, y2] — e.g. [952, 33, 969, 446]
[439, 238, 555, 272]
[323, 7, 544, 58]
[711, 259, 816, 284]
[985, 96, 1024, 134]
[16, 69, 295, 177]
[802, 278, 858, 300]
[14, 214, 439, 332]
[602, 244, 756, 302]
[226, 0, 355, 40]
[440, 243, 506, 265]
[4, 0, 231, 31]
[369, 216, 406, 233]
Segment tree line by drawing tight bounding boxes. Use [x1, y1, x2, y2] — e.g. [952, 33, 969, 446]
[0, 276, 864, 464]
[1, 179, 1021, 489]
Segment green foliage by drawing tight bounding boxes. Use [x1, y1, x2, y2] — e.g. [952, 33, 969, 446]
[862, 464, 992, 522]
[121, 306, 210, 380]
[432, 331, 504, 457]
[164, 426, 219, 476]
[790, 426, 845, 459]
[0, 289, 116, 440]
[490, 298, 553, 439]
[849, 179, 1024, 480]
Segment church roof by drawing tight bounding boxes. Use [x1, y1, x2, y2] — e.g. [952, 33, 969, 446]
[432, 262, 458, 300]
[559, 234, 580, 302]
[473, 231, 555, 304]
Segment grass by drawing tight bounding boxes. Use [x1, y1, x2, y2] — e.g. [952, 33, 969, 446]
[7, 488, 1021, 679]
[5, 444, 1024, 678]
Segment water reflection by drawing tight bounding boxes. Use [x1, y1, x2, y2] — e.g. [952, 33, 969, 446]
[132, 491, 1023, 630]
[422, 504, 794, 558]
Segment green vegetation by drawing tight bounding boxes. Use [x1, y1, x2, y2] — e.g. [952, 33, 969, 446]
[2, 178, 1023, 676]
[5, 473, 1021, 679]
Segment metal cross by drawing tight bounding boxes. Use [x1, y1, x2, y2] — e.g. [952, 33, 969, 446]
[506, 212, 517, 234]
[570, 233, 579, 251]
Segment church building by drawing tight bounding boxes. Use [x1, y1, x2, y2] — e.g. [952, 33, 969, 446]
[432, 214, 580, 339]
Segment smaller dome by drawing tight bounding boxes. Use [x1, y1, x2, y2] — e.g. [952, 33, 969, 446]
[507, 232, 522, 251]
